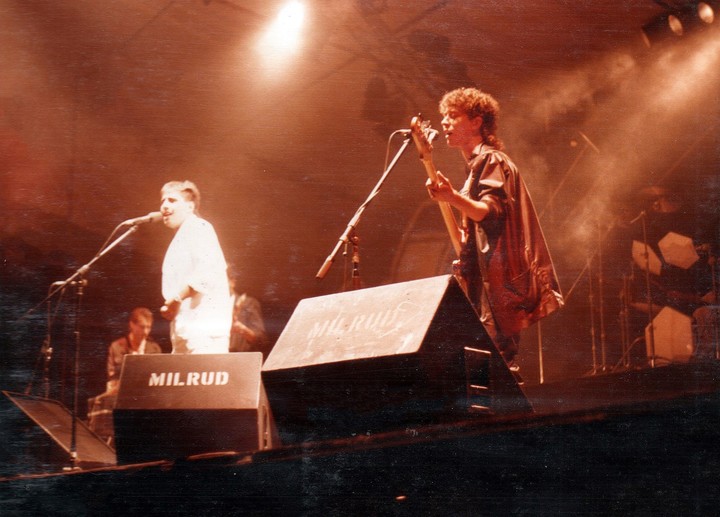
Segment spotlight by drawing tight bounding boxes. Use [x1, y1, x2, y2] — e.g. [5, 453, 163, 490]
[666, 5, 705, 37]
[668, 13, 684, 36]
[641, 2, 717, 47]
[257, 1, 306, 56]
[641, 14, 674, 47]
[698, 2, 715, 24]
[671, 2, 717, 34]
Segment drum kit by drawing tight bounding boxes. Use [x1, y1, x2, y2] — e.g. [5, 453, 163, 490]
[619, 186, 718, 367]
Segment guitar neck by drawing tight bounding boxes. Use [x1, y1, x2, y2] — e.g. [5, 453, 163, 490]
[421, 156, 463, 257]
[409, 116, 463, 257]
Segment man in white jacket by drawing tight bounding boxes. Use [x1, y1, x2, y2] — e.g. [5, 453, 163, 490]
[159, 180, 231, 354]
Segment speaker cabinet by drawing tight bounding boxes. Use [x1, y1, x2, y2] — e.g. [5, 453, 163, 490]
[262, 275, 531, 442]
[2, 391, 117, 470]
[113, 352, 278, 464]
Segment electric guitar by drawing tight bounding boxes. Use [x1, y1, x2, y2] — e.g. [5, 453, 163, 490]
[409, 115, 464, 257]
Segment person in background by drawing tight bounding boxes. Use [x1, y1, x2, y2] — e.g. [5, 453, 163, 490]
[88, 307, 161, 445]
[627, 185, 719, 362]
[106, 307, 162, 392]
[159, 180, 231, 354]
[228, 268, 268, 358]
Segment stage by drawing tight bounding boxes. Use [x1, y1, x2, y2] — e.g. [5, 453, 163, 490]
[2, 1, 720, 514]
[2, 361, 720, 515]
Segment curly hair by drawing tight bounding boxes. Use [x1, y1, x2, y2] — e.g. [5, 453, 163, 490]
[439, 87, 503, 150]
[161, 180, 201, 213]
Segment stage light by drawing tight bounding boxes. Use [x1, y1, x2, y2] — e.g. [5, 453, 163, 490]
[670, 2, 716, 35]
[642, 2, 717, 47]
[275, 1, 305, 34]
[668, 13, 684, 36]
[641, 14, 674, 47]
[258, 1, 306, 55]
[698, 2, 715, 24]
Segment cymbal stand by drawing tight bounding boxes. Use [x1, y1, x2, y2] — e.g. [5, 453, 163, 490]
[609, 210, 657, 370]
[569, 221, 613, 376]
[613, 266, 646, 371]
[587, 256, 599, 375]
[539, 133, 600, 380]
[596, 220, 608, 372]
[618, 271, 632, 370]
[637, 211, 657, 368]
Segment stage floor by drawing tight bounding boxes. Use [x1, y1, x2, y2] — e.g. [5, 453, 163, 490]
[2, 361, 720, 515]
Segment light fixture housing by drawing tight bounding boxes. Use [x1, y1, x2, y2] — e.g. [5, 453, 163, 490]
[641, 14, 675, 47]
[641, 2, 717, 47]
[697, 2, 715, 24]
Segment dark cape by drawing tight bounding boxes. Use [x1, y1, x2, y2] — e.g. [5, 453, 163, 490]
[459, 146, 564, 339]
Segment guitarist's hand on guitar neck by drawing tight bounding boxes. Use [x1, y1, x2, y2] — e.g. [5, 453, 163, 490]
[426, 170, 491, 224]
[426, 170, 457, 204]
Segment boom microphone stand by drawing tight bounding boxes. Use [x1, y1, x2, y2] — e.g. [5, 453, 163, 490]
[19, 223, 142, 469]
[62, 225, 142, 467]
[316, 131, 413, 284]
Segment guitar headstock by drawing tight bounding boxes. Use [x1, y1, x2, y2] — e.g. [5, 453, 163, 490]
[410, 114, 438, 159]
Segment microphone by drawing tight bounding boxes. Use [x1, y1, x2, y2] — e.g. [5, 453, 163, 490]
[50, 279, 88, 287]
[578, 131, 600, 154]
[120, 211, 163, 226]
[629, 210, 646, 224]
[398, 128, 440, 141]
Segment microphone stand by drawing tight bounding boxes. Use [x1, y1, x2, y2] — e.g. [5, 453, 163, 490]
[349, 234, 362, 291]
[43, 224, 140, 469]
[316, 135, 413, 283]
[637, 210, 657, 368]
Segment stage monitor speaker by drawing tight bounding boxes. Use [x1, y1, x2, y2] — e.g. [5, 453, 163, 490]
[2, 391, 117, 470]
[262, 275, 531, 442]
[113, 352, 278, 465]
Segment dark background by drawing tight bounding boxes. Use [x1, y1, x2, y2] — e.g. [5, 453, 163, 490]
[1, 0, 719, 410]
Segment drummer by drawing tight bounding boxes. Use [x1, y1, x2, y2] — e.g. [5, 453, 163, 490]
[627, 184, 718, 358]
